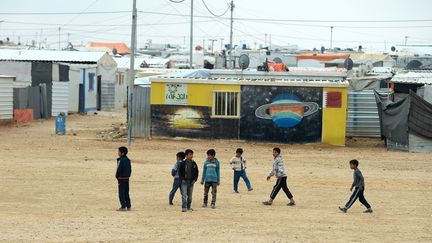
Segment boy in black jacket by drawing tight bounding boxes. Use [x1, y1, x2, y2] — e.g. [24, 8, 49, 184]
[116, 146, 132, 211]
[178, 149, 199, 212]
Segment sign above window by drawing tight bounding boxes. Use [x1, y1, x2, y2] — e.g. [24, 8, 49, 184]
[165, 83, 188, 105]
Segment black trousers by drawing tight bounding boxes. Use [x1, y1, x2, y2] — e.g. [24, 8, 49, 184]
[270, 176, 293, 200]
[345, 187, 371, 209]
[118, 180, 131, 208]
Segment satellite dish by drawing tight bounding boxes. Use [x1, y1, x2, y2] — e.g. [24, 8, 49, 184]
[391, 46, 396, 52]
[238, 54, 250, 70]
[344, 58, 354, 70]
[273, 57, 283, 63]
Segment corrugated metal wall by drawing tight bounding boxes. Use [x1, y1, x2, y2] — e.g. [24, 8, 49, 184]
[131, 85, 151, 138]
[101, 82, 115, 110]
[0, 78, 13, 120]
[346, 89, 391, 137]
[52, 81, 69, 116]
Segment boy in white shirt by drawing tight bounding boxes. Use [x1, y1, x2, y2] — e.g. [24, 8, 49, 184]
[229, 148, 253, 193]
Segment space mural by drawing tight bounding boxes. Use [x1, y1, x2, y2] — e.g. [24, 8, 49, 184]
[240, 85, 323, 143]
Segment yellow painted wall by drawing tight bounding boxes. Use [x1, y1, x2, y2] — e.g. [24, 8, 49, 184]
[151, 82, 166, 105]
[321, 87, 348, 146]
[151, 82, 240, 107]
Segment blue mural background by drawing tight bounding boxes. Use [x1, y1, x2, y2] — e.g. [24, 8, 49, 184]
[240, 85, 323, 143]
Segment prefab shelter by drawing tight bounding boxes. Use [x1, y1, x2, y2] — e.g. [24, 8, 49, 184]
[115, 57, 173, 109]
[390, 71, 432, 101]
[296, 54, 350, 68]
[0, 50, 117, 114]
[0, 75, 15, 120]
[146, 70, 348, 146]
[0, 61, 31, 88]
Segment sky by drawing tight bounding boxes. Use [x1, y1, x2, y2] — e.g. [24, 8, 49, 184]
[1, 0, 432, 53]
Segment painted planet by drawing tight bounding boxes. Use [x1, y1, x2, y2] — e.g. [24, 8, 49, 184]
[255, 93, 320, 128]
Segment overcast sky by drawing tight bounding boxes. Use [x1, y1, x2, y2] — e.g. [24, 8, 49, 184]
[1, 0, 431, 53]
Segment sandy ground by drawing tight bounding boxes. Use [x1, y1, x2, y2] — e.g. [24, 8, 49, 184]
[0, 110, 431, 243]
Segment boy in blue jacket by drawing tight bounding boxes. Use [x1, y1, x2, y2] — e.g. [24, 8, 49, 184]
[169, 152, 186, 205]
[116, 146, 132, 211]
[201, 149, 220, 209]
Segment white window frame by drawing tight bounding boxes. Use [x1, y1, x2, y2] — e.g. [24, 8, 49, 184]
[212, 90, 240, 118]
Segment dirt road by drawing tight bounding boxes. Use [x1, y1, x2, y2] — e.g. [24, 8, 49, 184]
[0, 111, 431, 242]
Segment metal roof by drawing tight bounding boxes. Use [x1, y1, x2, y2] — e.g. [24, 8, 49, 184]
[391, 72, 432, 84]
[150, 69, 348, 88]
[155, 69, 347, 80]
[0, 49, 110, 63]
[115, 57, 170, 70]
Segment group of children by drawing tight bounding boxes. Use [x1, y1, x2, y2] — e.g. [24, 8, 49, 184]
[169, 148, 250, 211]
[115, 146, 373, 213]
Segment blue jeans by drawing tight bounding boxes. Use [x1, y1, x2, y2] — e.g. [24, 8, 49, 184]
[169, 178, 181, 203]
[233, 170, 252, 192]
[181, 180, 194, 209]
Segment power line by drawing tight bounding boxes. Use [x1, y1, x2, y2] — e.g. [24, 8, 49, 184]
[168, 0, 186, 3]
[3, 10, 432, 28]
[2, 10, 432, 23]
[0, 10, 130, 15]
[201, 0, 230, 17]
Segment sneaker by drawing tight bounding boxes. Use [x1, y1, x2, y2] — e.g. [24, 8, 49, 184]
[339, 207, 347, 213]
[182, 208, 187, 212]
[234, 190, 239, 193]
[116, 207, 127, 211]
[127, 207, 131, 211]
[188, 208, 194, 211]
[202, 203, 208, 208]
[363, 208, 373, 213]
[211, 204, 216, 209]
[248, 188, 253, 191]
[262, 200, 273, 206]
[287, 202, 296, 206]
[169, 202, 174, 206]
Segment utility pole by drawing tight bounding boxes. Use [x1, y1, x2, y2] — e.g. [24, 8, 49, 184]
[58, 27, 61, 50]
[220, 38, 224, 51]
[39, 28, 43, 49]
[189, 0, 194, 69]
[203, 39, 206, 53]
[330, 26, 334, 49]
[127, 0, 137, 145]
[265, 33, 267, 47]
[229, 0, 234, 69]
[209, 38, 217, 55]
[404, 36, 409, 46]
[269, 34, 272, 50]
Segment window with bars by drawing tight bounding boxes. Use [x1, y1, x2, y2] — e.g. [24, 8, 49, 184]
[212, 91, 240, 118]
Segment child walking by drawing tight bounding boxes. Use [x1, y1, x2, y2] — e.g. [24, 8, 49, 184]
[201, 149, 220, 209]
[116, 146, 132, 211]
[178, 149, 199, 212]
[169, 152, 186, 205]
[229, 148, 253, 193]
[339, 159, 373, 213]
[262, 147, 295, 206]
